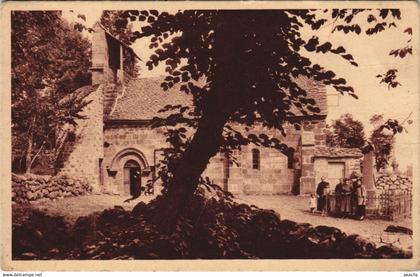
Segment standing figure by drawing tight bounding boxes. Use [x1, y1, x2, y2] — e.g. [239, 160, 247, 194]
[309, 194, 317, 213]
[334, 178, 345, 217]
[335, 178, 344, 194]
[340, 178, 353, 218]
[349, 172, 359, 217]
[323, 183, 331, 215]
[316, 177, 329, 216]
[355, 181, 367, 220]
[124, 169, 142, 203]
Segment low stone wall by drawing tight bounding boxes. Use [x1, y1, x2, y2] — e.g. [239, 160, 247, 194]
[12, 174, 92, 203]
[375, 175, 412, 194]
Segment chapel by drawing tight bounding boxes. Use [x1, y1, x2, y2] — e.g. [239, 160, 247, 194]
[58, 23, 363, 196]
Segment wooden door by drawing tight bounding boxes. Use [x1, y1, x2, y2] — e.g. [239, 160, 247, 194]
[123, 167, 131, 195]
[123, 159, 141, 196]
[327, 162, 345, 188]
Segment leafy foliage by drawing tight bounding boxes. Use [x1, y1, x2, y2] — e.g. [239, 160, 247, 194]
[110, 9, 411, 228]
[368, 114, 408, 172]
[100, 10, 134, 45]
[326, 113, 366, 149]
[11, 11, 92, 173]
[376, 69, 401, 89]
[329, 9, 401, 35]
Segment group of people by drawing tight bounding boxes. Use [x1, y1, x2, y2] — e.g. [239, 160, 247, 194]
[309, 174, 367, 220]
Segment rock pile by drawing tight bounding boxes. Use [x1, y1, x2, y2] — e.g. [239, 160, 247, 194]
[375, 175, 412, 194]
[12, 174, 92, 203]
[12, 182, 412, 260]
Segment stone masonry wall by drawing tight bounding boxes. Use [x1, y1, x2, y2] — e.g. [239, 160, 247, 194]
[313, 157, 361, 192]
[232, 145, 296, 195]
[103, 124, 231, 195]
[103, 119, 326, 196]
[103, 124, 166, 194]
[59, 85, 104, 191]
[203, 122, 309, 195]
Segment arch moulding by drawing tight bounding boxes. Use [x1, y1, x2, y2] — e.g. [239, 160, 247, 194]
[108, 147, 149, 173]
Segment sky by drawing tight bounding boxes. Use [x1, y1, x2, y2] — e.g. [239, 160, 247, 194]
[63, 9, 419, 170]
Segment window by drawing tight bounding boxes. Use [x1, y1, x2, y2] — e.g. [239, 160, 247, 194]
[252, 148, 260, 170]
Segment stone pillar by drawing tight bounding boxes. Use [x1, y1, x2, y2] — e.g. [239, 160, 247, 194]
[362, 150, 375, 190]
[299, 132, 315, 194]
[362, 150, 378, 211]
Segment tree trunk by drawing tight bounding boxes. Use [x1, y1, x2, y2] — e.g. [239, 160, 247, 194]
[53, 127, 69, 174]
[153, 13, 239, 231]
[154, 106, 229, 232]
[24, 124, 34, 174]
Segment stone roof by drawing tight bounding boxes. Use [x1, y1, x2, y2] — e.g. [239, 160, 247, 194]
[314, 147, 363, 158]
[108, 76, 192, 120]
[291, 76, 327, 117]
[107, 75, 327, 121]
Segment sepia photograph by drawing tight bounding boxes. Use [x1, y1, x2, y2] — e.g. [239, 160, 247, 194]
[1, 1, 419, 271]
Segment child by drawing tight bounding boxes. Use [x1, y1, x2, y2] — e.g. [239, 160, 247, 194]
[309, 194, 317, 213]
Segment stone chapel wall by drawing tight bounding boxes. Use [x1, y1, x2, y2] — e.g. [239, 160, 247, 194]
[59, 85, 104, 190]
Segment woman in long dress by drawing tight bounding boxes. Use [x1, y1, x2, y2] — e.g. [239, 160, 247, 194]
[356, 182, 367, 220]
[340, 179, 353, 218]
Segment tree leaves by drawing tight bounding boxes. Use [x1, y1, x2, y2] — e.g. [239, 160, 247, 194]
[367, 14, 376, 23]
[326, 113, 366, 149]
[404, 27, 412, 35]
[389, 46, 412, 58]
[369, 115, 406, 171]
[366, 22, 387, 35]
[376, 69, 401, 89]
[330, 46, 345, 54]
[316, 42, 332, 53]
[101, 11, 136, 45]
[379, 9, 389, 19]
[12, 11, 92, 172]
[333, 24, 362, 34]
[304, 36, 319, 52]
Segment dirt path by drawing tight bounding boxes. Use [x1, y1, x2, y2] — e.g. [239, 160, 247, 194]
[237, 195, 413, 251]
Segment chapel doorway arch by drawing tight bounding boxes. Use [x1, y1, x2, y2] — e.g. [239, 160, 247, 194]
[123, 159, 141, 197]
[109, 148, 149, 196]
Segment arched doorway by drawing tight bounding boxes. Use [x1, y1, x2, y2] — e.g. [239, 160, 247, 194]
[123, 159, 141, 196]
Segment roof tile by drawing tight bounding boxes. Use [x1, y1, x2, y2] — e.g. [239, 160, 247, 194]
[108, 75, 327, 120]
[109, 76, 192, 120]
